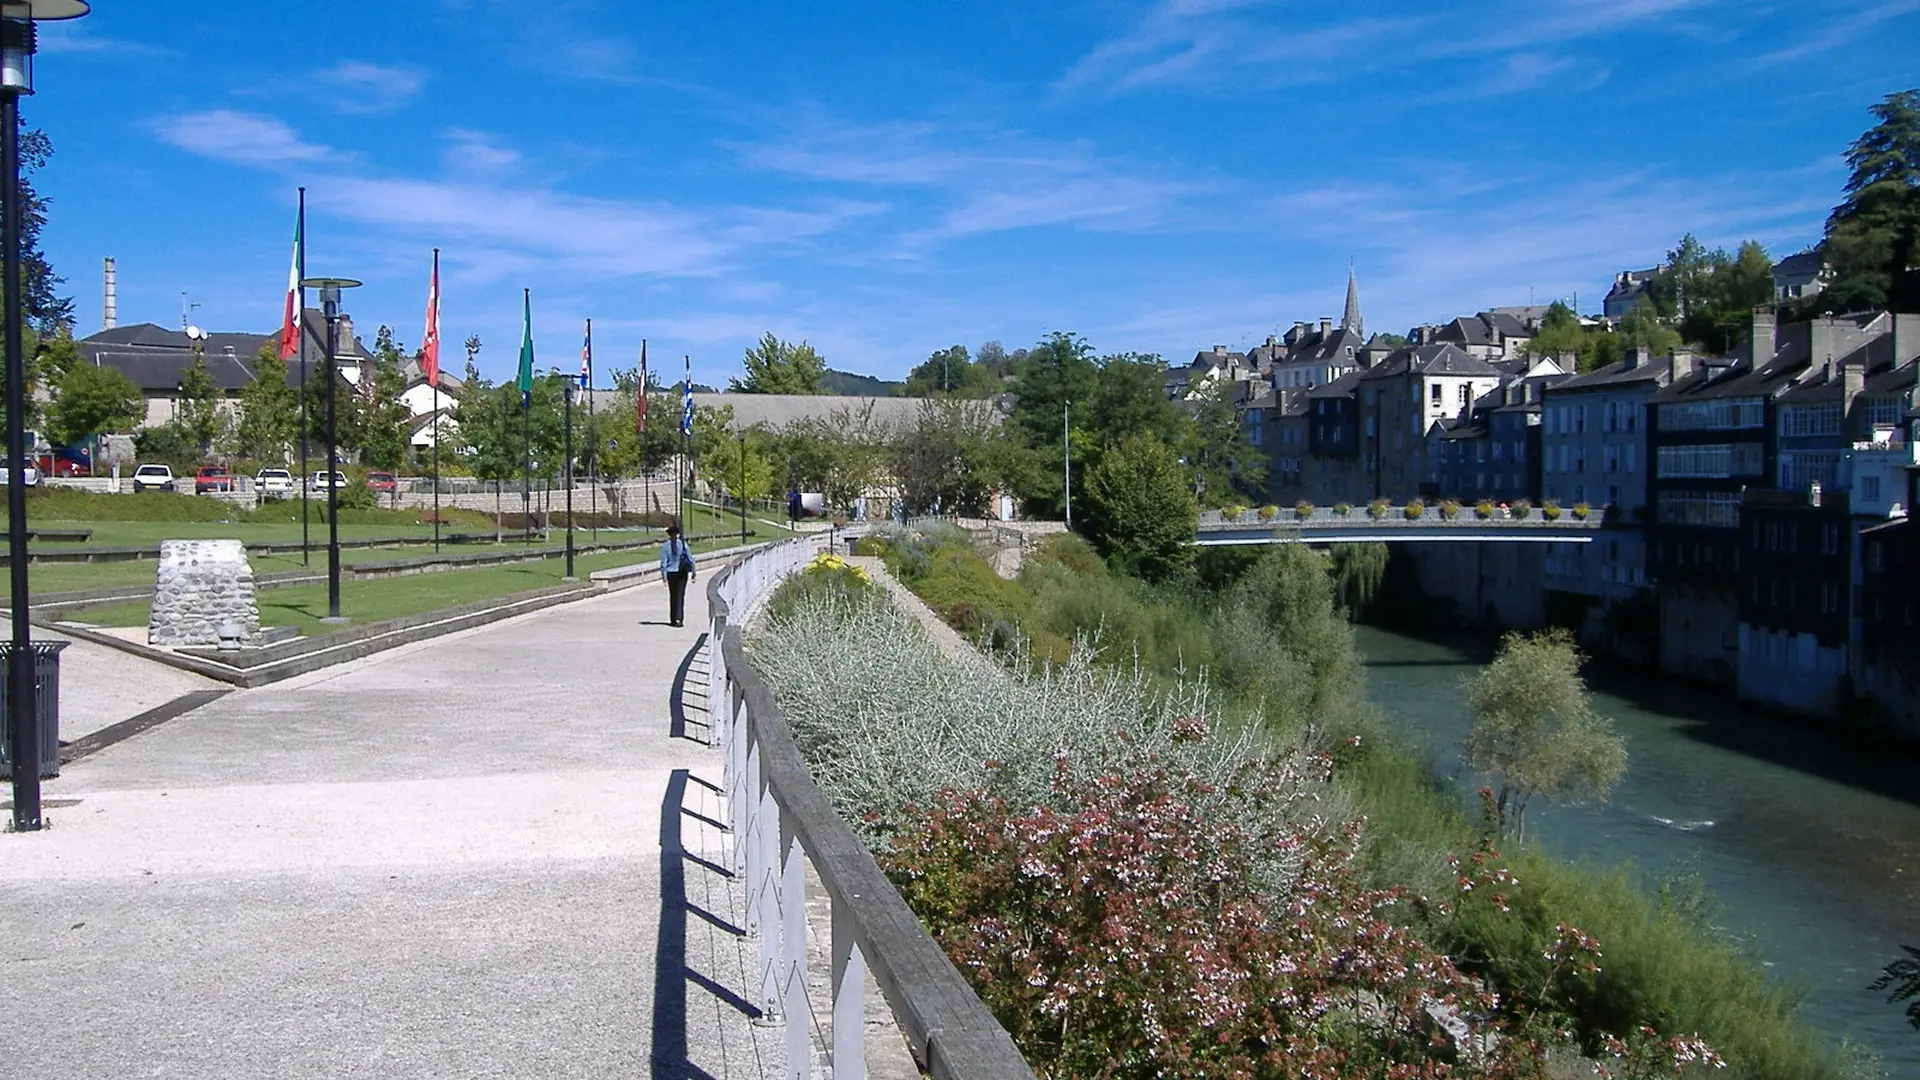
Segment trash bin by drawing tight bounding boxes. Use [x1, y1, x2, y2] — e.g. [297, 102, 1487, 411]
[0, 640, 68, 779]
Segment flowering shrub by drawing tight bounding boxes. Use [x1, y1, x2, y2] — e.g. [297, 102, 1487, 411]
[1258, 504, 1280, 521]
[1294, 499, 1314, 520]
[886, 747, 1725, 1079]
[1512, 497, 1533, 520]
[1440, 498, 1462, 520]
[1333, 501, 1353, 516]
[1573, 501, 1592, 521]
[1543, 498, 1563, 522]
[1476, 499, 1495, 520]
[769, 552, 877, 618]
[1404, 499, 1426, 520]
[1221, 504, 1247, 521]
[1367, 498, 1390, 519]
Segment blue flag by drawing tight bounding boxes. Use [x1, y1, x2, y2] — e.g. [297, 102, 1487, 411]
[680, 354, 693, 436]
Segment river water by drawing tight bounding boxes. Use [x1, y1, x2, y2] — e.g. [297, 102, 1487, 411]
[1355, 625, 1920, 1074]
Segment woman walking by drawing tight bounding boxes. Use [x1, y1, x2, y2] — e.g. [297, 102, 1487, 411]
[660, 524, 695, 627]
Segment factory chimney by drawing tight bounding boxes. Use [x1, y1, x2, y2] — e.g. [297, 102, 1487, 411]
[102, 256, 117, 330]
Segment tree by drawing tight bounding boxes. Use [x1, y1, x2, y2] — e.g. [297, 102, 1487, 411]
[1183, 379, 1265, 506]
[731, 332, 826, 394]
[45, 361, 142, 448]
[174, 353, 226, 459]
[893, 397, 1004, 517]
[706, 429, 775, 505]
[1524, 301, 1585, 361]
[1822, 89, 1920, 313]
[1009, 331, 1099, 515]
[358, 326, 415, 470]
[232, 344, 297, 465]
[17, 127, 71, 334]
[1463, 629, 1628, 843]
[1869, 944, 1920, 1032]
[1082, 431, 1197, 583]
[1087, 352, 1185, 455]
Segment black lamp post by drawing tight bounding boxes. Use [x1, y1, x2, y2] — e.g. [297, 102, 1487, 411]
[301, 276, 360, 623]
[557, 370, 576, 580]
[5, 0, 86, 835]
[738, 428, 748, 546]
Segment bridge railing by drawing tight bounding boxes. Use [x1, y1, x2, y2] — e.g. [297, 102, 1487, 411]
[1199, 504, 1607, 529]
[706, 537, 1037, 1080]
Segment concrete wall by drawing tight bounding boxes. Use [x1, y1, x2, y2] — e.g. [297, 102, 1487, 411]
[1399, 541, 1549, 629]
[1738, 624, 1848, 715]
[1659, 583, 1740, 685]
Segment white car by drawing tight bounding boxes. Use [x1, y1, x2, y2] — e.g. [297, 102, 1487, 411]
[0, 460, 39, 488]
[132, 463, 174, 493]
[255, 468, 294, 497]
[310, 470, 348, 491]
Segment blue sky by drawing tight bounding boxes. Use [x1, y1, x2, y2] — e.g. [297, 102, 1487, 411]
[30, 0, 1920, 384]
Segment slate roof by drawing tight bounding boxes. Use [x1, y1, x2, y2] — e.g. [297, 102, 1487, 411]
[1552, 353, 1671, 392]
[1772, 249, 1824, 280]
[1308, 369, 1364, 400]
[682, 392, 979, 431]
[78, 312, 372, 394]
[1278, 386, 1311, 416]
[1360, 342, 1507, 382]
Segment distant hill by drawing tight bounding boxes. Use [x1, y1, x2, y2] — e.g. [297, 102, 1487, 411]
[820, 368, 904, 396]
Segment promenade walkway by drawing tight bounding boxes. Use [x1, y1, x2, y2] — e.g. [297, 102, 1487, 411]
[1, 579, 782, 1078]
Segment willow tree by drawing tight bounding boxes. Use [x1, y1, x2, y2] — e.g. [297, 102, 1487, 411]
[1463, 629, 1627, 842]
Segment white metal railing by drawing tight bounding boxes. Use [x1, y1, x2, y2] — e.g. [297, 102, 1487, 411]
[706, 537, 1034, 1080]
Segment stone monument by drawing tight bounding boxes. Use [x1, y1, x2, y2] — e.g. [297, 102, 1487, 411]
[148, 539, 262, 647]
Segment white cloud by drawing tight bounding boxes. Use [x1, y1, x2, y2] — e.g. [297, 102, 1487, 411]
[1749, 0, 1919, 67]
[734, 117, 1213, 246]
[1057, 0, 1715, 96]
[150, 110, 331, 166]
[441, 128, 521, 173]
[317, 61, 425, 113]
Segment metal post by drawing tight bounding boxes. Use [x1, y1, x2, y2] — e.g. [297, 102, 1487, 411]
[296, 188, 309, 566]
[522, 393, 532, 546]
[739, 428, 748, 546]
[430, 247, 440, 555]
[3, 90, 39, 832]
[1063, 398, 1072, 530]
[564, 376, 575, 579]
[324, 310, 342, 620]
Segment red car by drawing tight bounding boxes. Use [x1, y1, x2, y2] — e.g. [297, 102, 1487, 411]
[364, 471, 398, 494]
[194, 465, 233, 494]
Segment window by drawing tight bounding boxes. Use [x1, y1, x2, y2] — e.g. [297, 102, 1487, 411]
[1660, 397, 1765, 431]
[1625, 442, 1637, 474]
[1778, 451, 1842, 491]
[1431, 383, 1443, 405]
[1604, 445, 1619, 473]
[1868, 398, 1903, 429]
[1821, 581, 1839, 615]
[1459, 384, 1472, 409]
[1868, 542, 1884, 572]
[1578, 405, 1588, 433]
[1656, 490, 1742, 528]
[1862, 474, 1882, 501]
[1603, 402, 1615, 433]
[1779, 402, 1841, 438]
[1823, 522, 1840, 556]
[1658, 443, 1765, 478]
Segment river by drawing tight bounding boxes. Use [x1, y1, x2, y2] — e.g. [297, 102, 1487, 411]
[1355, 625, 1920, 1074]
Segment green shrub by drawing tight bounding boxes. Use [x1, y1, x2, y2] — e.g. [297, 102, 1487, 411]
[1221, 503, 1246, 520]
[1258, 504, 1280, 521]
[1333, 501, 1352, 516]
[1573, 501, 1592, 521]
[1476, 499, 1495, 520]
[1512, 498, 1533, 520]
[851, 535, 889, 557]
[1439, 498, 1461, 520]
[1544, 502, 1563, 522]
[1367, 498, 1389, 519]
[1294, 499, 1314, 520]
[1403, 499, 1425, 520]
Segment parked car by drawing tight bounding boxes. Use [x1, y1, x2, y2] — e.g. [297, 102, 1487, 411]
[364, 471, 398, 494]
[0, 460, 40, 488]
[194, 465, 234, 494]
[310, 470, 348, 490]
[255, 468, 294, 498]
[133, 464, 175, 492]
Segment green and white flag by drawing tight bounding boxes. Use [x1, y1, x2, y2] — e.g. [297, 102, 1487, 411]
[517, 288, 534, 407]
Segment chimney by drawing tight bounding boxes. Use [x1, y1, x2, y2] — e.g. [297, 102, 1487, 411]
[1416, 324, 1436, 345]
[222, 344, 235, 357]
[102, 256, 117, 330]
[1318, 317, 1332, 337]
[1809, 315, 1838, 375]
[1842, 357, 1866, 437]
[1214, 344, 1227, 354]
[1624, 346, 1644, 370]
[1288, 321, 1308, 343]
[1667, 346, 1698, 385]
[1750, 308, 1777, 365]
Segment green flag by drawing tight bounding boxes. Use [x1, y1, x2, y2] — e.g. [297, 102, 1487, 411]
[516, 288, 534, 406]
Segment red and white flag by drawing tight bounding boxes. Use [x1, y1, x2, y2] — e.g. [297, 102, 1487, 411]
[421, 251, 441, 386]
[276, 208, 302, 359]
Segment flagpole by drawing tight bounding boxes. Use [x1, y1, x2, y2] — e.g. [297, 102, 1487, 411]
[520, 287, 532, 547]
[297, 187, 309, 566]
[640, 340, 650, 532]
[430, 248, 441, 555]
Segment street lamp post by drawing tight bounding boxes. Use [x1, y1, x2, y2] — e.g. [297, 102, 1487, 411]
[301, 276, 360, 623]
[738, 428, 748, 546]
[4, 0, 88, 834]
[560, 371, 575, 580]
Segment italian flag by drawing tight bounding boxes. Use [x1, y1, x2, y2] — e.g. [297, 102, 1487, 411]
[276, 211, 302, 359]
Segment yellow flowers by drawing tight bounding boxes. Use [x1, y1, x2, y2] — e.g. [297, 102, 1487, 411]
[806, 551, 870, 582]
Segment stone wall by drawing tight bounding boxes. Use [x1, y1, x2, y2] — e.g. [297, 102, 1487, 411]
[148, 539, 262, 647]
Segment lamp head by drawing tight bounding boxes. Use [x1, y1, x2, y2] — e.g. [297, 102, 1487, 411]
[0, 1, 88, 95]
[300, 276, 361, 320]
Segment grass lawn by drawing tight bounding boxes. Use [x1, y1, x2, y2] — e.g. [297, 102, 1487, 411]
[55, 531, 768, 635]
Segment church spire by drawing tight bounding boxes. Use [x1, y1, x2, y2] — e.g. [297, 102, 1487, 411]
[1341, 262, 1363, 338]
